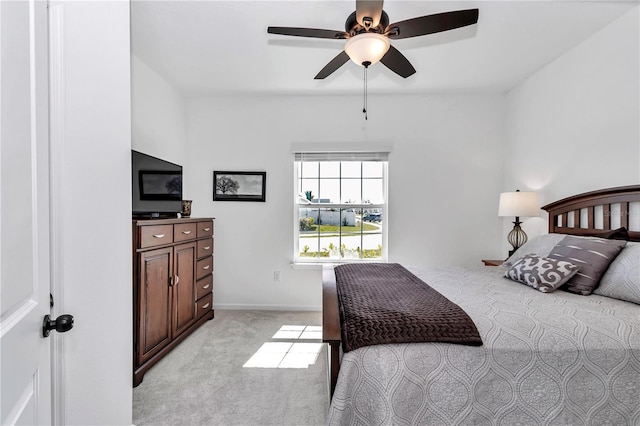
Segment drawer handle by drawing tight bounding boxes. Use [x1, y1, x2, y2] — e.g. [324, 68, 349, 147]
[203, 265, 210, 270]
[182, 230, 192, 235]
[202, 284, 210, 289]
[175, 275, 180, 285]
[203, 227, 211, 232]
[152, 233, 165, 238]
[203, 246, 211, 250]
[202, 303, 210, 309]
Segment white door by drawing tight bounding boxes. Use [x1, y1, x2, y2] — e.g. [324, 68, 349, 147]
[1, 1, 55, 424]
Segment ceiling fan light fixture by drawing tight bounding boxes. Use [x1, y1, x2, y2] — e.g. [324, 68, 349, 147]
[344, 32, 390, 66]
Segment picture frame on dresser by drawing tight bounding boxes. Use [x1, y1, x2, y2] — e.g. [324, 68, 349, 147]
[213, 171, 266, 202]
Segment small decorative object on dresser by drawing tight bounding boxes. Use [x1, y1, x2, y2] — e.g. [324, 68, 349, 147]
[132, 217, 214, 386]
[181, 199, 192, 217]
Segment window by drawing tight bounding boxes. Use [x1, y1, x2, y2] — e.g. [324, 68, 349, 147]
[293, 151, 388, 263]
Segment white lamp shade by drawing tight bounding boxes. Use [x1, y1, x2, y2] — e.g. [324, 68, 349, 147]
[498, 191, 539, 217]
[344, 33, 390, 66]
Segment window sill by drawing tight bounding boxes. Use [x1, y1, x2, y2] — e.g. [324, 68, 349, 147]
[290, 263, 324, 270]
[290, 259, 388, 270]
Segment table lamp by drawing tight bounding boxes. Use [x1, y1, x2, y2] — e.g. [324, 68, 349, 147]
[498, 190, 539, 257]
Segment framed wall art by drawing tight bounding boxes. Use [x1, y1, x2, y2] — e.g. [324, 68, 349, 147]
[213, 171, 266, 202]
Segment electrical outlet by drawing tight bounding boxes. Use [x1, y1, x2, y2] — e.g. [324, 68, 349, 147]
[273, 271, 280, 282]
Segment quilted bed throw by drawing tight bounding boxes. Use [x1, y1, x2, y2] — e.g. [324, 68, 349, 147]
[334, 263, 482, 352]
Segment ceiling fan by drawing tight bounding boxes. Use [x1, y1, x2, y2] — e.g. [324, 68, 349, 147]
[267, 0, 479, 80]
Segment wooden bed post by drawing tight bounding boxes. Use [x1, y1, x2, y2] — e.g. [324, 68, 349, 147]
[322, 265, 341, 398]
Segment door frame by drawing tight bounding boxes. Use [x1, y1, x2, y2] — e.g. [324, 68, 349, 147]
[44, 2, 133, 423]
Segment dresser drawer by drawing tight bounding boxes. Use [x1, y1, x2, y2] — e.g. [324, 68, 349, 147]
[139, 224, 174, 248]
[196, 256, 213, 281]
[174, 222, 197, 243]
[197, 238, 214, 259]
[195, 275, 213, 301]
[196, 292, 213, 320]
[197, 221, 214, 238]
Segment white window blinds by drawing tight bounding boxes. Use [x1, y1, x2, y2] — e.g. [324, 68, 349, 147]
[293, 152, 389, 162]
[291, 142, 392, 162]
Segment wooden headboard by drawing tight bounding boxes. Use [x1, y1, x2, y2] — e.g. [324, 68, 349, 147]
[541, 185, 640, 242]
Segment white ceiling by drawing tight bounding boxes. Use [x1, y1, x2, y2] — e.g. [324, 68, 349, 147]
[131, 0, 638, 97]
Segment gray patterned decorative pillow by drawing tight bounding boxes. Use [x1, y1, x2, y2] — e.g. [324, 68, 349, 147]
[547, 236, 627, 295]
[593, 242, 640, 304]
[505, 255, 580, 293]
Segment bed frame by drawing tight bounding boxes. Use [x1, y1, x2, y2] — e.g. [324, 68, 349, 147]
[322, 184, 640, 397]
[541, 185, 640, 242]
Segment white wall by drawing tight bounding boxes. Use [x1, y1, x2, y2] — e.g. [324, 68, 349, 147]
[132, 7, 640, 311]
[186, 94, 505, 310]
[503, 7, 640, 240]
[131, 54, 186, 166]
[50, 1, 132, 424]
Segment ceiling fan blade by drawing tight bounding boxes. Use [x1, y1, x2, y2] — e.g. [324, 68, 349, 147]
[268, 26, 349, 39]
[385, 9, 479, 40]
[314, 51, 350, 79]
[380, 45, 416, 78]
[356, 0, 384, 28]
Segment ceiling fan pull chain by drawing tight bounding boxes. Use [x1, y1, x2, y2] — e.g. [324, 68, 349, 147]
[363, 62, 370, 120]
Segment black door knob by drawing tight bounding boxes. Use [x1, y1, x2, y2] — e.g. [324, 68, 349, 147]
[42, 314, 74, 337]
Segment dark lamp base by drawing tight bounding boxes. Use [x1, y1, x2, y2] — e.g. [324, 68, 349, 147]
[507, 217, 528, 259]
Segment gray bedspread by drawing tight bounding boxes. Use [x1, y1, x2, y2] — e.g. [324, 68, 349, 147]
[328, 266, 640, 425]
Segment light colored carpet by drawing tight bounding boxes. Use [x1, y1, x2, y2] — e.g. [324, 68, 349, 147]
[133, 310, 329, 426]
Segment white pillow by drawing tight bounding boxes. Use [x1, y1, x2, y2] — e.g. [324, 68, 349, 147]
[502, 234, 567, 268]
[594, 242, 640, 304]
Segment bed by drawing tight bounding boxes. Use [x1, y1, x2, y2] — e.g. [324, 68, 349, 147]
[323, 185, 640, 425]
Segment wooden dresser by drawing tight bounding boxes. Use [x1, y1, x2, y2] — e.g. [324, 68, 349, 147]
[132, 217, 215, 386]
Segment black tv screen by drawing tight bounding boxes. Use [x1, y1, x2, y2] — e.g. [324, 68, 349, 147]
[132, 150, 182, 216]
[139, 171, 182, 201]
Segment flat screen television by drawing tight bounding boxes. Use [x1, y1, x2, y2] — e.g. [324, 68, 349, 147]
[132, 150, 182, 217]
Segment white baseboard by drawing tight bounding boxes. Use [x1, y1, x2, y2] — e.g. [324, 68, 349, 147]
[214, 303, 322, 312]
